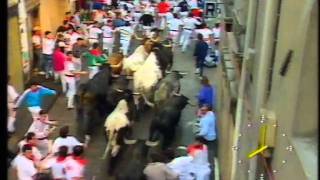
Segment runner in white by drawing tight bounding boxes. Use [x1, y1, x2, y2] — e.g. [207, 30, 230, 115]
[116, 21, 135, 56]
[26, 110, 57, 156]
[167, 13, 183, 49]
[7, 77, 19, 133]
[88, 22, 103, 46]
[179, 13, 201, 52]
[101, 20, 115, 56]
[51, 126, 83, 155]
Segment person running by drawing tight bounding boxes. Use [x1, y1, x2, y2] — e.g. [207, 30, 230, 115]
[26, 110, 57, 156]
[11, 144, 38, 180]
[15, 81, 56, 119]
[53, 42, 68, 93]
[167, 13, 183, 49]
[101, 19, 115, 55]
[64, 145, 88, 180]
[116, 21, 135, 56]
[50, 146, 69, 180]
[157, 0, 171, 30]
[197, 76, 216, 109]
[18, 132, 43, 165]
[40, 31, 56, 78]
[51, 126, 83, 155]
[179, 13, 201, 52]
[88, 22, 103, 46]
[7, 76, 19, 133]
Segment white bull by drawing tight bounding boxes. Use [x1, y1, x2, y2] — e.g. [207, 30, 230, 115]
[122, 45, 149, 75]
[133, 52, 162, 107]
[102, 99, 131, 159]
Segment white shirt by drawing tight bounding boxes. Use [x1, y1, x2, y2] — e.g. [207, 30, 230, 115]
[117, 26, 134, 41]
[51, 157, 68, 179]
[52, 136, 82, 154]
[166, 12, 174, 21]
[88, 27, 103, 39]
[167, 18, 183, 31]
[101, 26, 114, 38]
[11, 154, 37, 180]
[212, 27, 221, 39]
[167, 156, 195, 180]
[8, 85, 19, 103]
[64, 156, 87, 180]
[18, 140, 43, 162]
[70, 32, 82, 45]
[32, 35, 41, 46]
[42, 38, 56, 55]
[182, 17, 201, 30]
[195, 28, 213, 44]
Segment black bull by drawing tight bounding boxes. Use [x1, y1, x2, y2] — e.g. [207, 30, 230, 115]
[152, 41, 174, 77]
[75, 66, 138, 140]
[147, 95, 191, 149]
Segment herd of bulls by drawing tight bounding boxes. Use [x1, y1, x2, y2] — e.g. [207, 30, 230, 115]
[75, 38, 196, 179]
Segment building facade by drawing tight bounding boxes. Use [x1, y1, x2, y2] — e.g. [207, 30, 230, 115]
[217, 0, 318, 179]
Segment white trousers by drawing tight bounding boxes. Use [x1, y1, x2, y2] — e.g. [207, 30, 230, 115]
[28, 106, 42, 119]
[120, 39, 130, 56]
[169, 31, 180, 44]
[54, 71, 67, 93]
[103, 37, 114, 56]
[158, 13, 167, 30]
[88, 66, 99, 79]
[179, 30, 193, 52]
[180, 11, 189, 18]
[65, 77, 76, 108]
[7, 102, 16, 132]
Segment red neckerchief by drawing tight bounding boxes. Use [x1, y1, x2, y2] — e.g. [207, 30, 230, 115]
[73, 156, 88, 166]
[56, 156, 66, 162]
[187, 144, 205, 157]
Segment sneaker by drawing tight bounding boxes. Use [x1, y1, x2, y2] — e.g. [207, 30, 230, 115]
[38, 71, 45, 75]
[194, 68, 200, 74]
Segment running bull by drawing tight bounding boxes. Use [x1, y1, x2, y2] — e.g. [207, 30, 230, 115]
[146, 94, 195, 149]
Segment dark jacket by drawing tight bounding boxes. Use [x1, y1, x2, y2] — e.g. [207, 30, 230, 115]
[194, 40, 208, 60]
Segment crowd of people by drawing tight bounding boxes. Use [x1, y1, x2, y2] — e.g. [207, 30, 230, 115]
[8, 0, 220, 179]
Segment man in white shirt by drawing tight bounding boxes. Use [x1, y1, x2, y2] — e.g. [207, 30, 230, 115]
[51, 126, 83, 155]
[26, 110, 57, 156]
[65, 145, 88, 180]
[167, 13, 183, 49]
[11, 144, 38, 180]
[88, 22, 103, 46]
[32, 27, 42, 71]
[18, 132, 43, 165]
[179, 13, 201, 52]
[41, 31, 56, 78]
[70, 27, 83, 45]
[7, 76, 19, 133]
[195, 23, 214, 46]
[212, 23, 221, 51]
[101, 20, 114, 56]
[116, 21, 135, 56]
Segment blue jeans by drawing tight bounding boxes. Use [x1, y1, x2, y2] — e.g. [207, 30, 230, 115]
[41, 54, 53, 75]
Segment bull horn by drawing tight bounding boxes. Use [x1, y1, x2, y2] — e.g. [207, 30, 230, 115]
[123, 138, 137, 145]
[145, 140, 160, 147]
[173, 92, 182, 96]
[187, 101, 197, 107]
[132, 92, 141, 95]
[178, 72, 188, 75]
[165, 70, 172, 74]
[114, 88, 124, 92]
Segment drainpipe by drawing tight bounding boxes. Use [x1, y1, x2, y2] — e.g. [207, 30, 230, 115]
[230, 0, 257, 179]
[248, 0, 279, 180]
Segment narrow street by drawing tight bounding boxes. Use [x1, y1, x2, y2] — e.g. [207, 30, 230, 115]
[8, 18, 222, 180]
